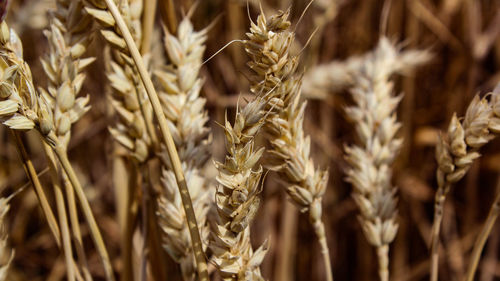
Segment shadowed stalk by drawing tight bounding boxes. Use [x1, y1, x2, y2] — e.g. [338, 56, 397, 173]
[11, 130, 61, 246]
[159, 0, 177, 34]
[121, 163, 139, 281]
[102, 0, 209, 279]
[464, 187, 500, 281]
[141, 0, 158, 54]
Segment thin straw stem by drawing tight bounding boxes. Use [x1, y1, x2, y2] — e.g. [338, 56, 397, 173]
[121, 164, 139, 281]
[43, 143, 76, 281]
[430, 183, 450, 281]
[141, 0, 157, 54]
[103, 0, 209, 279]
[312, 217, 333, 281]
[52, 137, 115, 281]
[159, 0, 177, 34]
[377, 245, 389, 281]
[62, 175, 93, 281]
[11, 130, 61, 246]
[464, 189, 500, 281]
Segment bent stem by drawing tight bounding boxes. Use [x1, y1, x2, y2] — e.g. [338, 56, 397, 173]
[103, 0, 209, 279]
[312, 216, 333, 281]
[464, 190, 500, 281]
[430, 183, 450, 281]
[11, 130, 61, 246]
[51, 136, 115, 281]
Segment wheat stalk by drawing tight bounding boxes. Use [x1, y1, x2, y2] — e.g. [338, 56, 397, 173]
[85, 0, 210, 279]
[0, 195, 13, 281]
[243, 9, 333, 281]
[155, 16, 212, 281]
[433, 85, 500, 281]
[344, 38, 429, 281]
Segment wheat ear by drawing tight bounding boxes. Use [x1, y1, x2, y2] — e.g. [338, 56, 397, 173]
[243, 9, 333, 281]
[344, 38, 429, 281]
[86, 0, 209, 279]
[155, 16, 212, 281]
[0, 21, 114, 281]
[432, 85, 500, 281]
[40, 2, 95, 279]
[210, 94, 269, 280]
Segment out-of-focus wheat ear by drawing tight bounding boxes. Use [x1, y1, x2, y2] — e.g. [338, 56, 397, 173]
[99, 0, 209, 279]
[343, 37, 429, 281]
[431, 86, 499, 281]
[464, 85, 500, 281]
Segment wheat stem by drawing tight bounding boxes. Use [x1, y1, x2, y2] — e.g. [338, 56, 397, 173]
[11, 131, 61, 246]
[159, 0, 177, 34]
[121, 164, 139, 281]
[62, 175, 93, 281]
[377, 245, 389, 281]
[102, 0, 208, 279]
[51, 136, 115, 281]
[464, 189, 500, 281]
[43, 143, 76, 281]
[430, 183, 449, 281]
[312, 217, 333, 281]
[141, 0, 157, 54]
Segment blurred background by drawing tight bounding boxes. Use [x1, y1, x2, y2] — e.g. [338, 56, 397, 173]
[2, 0, 500, 280]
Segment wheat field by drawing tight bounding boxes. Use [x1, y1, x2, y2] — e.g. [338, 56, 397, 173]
[0, 0, 500, 280]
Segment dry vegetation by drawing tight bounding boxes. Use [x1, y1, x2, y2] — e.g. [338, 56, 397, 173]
[0, 0, 500, 281]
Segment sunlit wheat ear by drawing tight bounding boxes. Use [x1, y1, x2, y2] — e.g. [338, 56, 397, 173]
[85, 0, 153, 163]
[344, 37, 429, 281]
[244, 9, 333, 281]
[0, 21, 51, 135]
[210, 95, 269, 280]
[154, 16, 212, 281]
[40, 1, 94, 148]
[0, 196, 13, 281]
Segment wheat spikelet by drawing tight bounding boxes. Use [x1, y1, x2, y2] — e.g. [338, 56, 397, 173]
[243, 9, 333, 280]
[155, 16, 212, 281]
[344, 37, 430, 281]
[210, 93, 269, 279]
